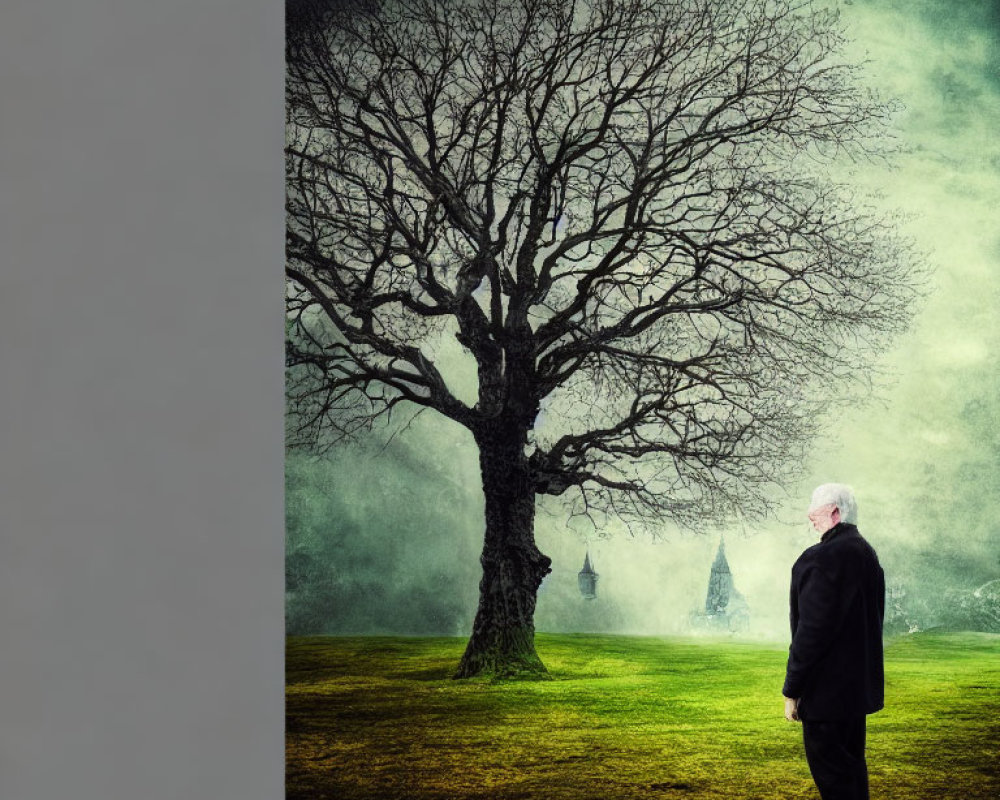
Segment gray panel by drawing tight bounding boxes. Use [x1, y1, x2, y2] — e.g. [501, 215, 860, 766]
[0, 2, 284, 798]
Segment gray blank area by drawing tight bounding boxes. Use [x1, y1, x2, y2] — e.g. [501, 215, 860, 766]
[0, 2, 285, 797]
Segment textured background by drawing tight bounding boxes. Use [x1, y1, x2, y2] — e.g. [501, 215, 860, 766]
[286, 0, 1000, 641]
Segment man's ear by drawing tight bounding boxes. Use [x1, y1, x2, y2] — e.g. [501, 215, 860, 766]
[831, 506, 842, 524]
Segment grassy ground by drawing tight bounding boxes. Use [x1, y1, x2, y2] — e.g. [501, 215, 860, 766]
[286, 631, 1000, 799]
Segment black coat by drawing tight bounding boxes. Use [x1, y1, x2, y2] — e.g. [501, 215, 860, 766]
[782, 522, 885, 720]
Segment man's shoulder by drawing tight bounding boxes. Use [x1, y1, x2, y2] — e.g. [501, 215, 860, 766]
[829, 526, 880, 561]
[796, 528, 881, 580]
[792, 541, 825, 571]
[793, 528, 865, 570]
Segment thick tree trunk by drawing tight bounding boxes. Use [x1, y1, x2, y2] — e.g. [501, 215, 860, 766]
[455, 421, 551, 678]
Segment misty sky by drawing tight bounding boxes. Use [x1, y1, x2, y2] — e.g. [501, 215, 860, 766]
[286, 0, 1000, 639]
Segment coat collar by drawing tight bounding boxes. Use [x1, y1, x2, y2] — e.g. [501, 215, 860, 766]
[820, 521, 858, 544]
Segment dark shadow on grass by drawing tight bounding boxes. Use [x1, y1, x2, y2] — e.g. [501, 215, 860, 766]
[386, 666, 456, 681]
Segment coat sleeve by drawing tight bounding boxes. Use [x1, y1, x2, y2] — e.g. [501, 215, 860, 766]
[782, 560, 855, 698]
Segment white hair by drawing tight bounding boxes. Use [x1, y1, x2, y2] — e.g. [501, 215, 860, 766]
[808, 483, 858, 525]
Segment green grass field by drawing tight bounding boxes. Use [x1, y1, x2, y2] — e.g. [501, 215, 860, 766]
[286, 631, 1000, 799]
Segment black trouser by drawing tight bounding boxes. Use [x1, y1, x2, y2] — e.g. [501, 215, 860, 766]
[801, 716, 869, 800]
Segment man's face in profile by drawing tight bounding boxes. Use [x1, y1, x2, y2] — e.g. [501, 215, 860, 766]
[807, 502, 840, 534]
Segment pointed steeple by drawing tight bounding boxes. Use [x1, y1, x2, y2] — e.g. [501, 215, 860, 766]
[705, 536, 733, 613]
[711, 535, 731, 575]
[578, 550, 598, 599]
[693, 533, 750, 631]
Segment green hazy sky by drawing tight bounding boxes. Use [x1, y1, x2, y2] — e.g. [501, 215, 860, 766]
[286, 0, 1000, 639]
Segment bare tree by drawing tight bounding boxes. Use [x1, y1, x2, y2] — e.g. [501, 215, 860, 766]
[285, 0, 921, 677]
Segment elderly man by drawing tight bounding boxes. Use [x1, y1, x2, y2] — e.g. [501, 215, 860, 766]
[783, 483, 885, 800]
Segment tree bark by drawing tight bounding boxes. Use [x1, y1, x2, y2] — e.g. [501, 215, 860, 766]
[455, 419, 551, 678]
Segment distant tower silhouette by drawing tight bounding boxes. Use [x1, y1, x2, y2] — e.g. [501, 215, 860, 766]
[705, 535, 735, 614]
[691, 535, 749, 631]
[578, 551, 598, 600]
